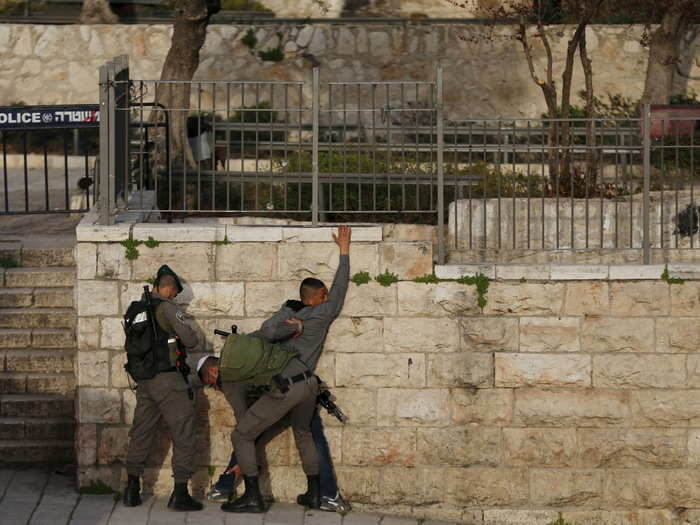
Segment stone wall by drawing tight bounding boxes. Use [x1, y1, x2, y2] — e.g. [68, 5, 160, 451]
[74, 212, 700, 524]
[1, 23, 698, 118]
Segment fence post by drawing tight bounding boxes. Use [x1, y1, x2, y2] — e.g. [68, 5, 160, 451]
[436, 66, 445, 265]
[98, 63, 115, 225]
[642, 103, 651, 264]
[312, 67, 320, 225]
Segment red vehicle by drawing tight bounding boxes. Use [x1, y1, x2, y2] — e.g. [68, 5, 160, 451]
[648, 105, 700, 139]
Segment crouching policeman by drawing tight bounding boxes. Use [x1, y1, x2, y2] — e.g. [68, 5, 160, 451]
[122, 265, 203, 512]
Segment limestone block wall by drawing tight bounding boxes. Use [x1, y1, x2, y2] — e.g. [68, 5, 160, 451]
[1, 23, 698, 118]
[75, 212, 700, 524]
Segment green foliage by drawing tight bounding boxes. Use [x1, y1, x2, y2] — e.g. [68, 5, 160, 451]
[213, 235, 231, 246]
[0, 256, 19, 268]
[143, 236, 160, 249]
[79, 480, 115, 495]
[661, 265, 684, 285]
[145, 277, 155, 285]
[413, 274, 440, 284]
[120, 238, 143, 260]
[546, 514, 572, 525]
[457, 273, 490, 309]
[241, 28, 258, 49]
[221, 0, 271, 11]
[375, 269, 399, 287]
[258, 47, 285, 62]
[351, 271, 371, 286]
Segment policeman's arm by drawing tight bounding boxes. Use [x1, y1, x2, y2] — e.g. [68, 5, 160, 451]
[260, 307, 298, 342]
[160, 302, 200, 351]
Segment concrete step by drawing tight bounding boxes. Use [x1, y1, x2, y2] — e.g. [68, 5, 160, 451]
[0, 394, 74, 417]
[0, 440, 75, 464]
[0, 288, 73, 308]
[0, 309, 74, 329]
[0, 372, 75, 395]
[0, 328, 74, 349]
[0, 417, 74, 441]
[4, 268, 75, 288]
[4, 350, 74, 374]
[21, 247, 75, 268]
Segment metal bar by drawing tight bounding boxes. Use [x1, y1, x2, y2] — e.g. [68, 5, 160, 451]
[43, 143, 49, 210]
[2, 134, 7, 212]
[436, 66, 445, 265]
[312, 67, 320, 225]
[642, 104, 651, 264]
[98, 64, 110, 224]
[23, 132, 28, 212]
[63, 133, 69, 210]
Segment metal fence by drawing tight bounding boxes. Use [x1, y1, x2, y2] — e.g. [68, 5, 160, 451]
[98, 56, 700, 264]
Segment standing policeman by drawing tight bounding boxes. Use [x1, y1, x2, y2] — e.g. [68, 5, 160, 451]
[122, 265, 203, 512]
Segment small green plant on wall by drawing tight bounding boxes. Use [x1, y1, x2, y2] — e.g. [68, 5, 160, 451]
[375, 269, 399, 287]
[351, 271, 371, 286]
[661, 264, 684, 284]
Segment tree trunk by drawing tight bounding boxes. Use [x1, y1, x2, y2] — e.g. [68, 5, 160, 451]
[153, 0, 219, 211]
[580, 28, 598, 189]
[641, 4, 689, 105]
[79, 0, 118, 23]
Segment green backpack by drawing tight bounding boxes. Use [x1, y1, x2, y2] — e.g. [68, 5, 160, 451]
[219, 333, 299, 390]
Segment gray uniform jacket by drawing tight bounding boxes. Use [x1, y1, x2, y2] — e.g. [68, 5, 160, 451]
[150, 291, 201, 352]
[258, 254, 350, 378]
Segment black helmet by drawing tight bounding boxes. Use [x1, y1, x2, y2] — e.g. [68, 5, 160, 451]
[156, 264, 183, 294]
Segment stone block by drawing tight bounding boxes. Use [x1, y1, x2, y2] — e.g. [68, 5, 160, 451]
[377, 389, 450, 427]
[278, 243, 378, 281]
[281, 226, 382, 243]
[33, 288, 73, 308]
[315, 351, 335, 387]
[175, 282, 245, 317]
[343, 428, 416, 467]
[496, 354, 591, 387]
[79, 387, 122, 424]
[562, 509, 676, 525]
[100, 318, 124, 350]
[132, 223, 223, 242]
[119, 282, 147, 313]
[564, 281, 610, 316]
[435, 264, 496, 280]
[215, 243, 278, 281]
[0, 329, 31, 349]
[96, 243, 131, 280]
[26, 374, 75, 395]
[446, 468, 529, 506]
[631, 391, 700, 426]
[131, 243, 213, 282]
[76, 221, 130, 242]
[111, 352, 129, 389]
[343, 283, 397, 317]
[380, 468, 447, 506]
[495, 265, 551, 281]
[530, 469, 603, 506]
[382, 224, 435, 242]
[397, 282, 478, 317]
[78, 351, 110, 387]
[610, 282, 670, 316]
[670, 282, 700, 316]
[98, 426, 129, 464]
[77, 317, 100, 350]
[77, 281, 119, 316]
[581, 317, 654, 353]
[601, 470, 678, 508]
[515, 389, 629, 427]
[224, 225, 283, 242]
[0, 290, 33, 308]
[336, 353, 425, 388]
[325, 317, 383, 353]
[77, 424, 97, 466]
[450, 388, 513, 425]
[379, 242, 432, 280]
[76, 244, 97, 280]
[244, 282, 300, 317]
[335, 467, 381, 505]
[483, 510, 558, 525]
[5, 268, 75, 288]
[32, 329, 73, 349]
[551, 264, 608, 280]
[5, 352, 73, 373]
[657, 318, 700, 353]
[427, 353, 493, 387]
[461, 317, 519, 352]
[580, 428, 687, 468]
[519, 317, 579, 352]
[609, 265, 666, 280]
[417, 427, 500, 466]
[384, 318, 458, 353]
[593, 354, 685, 388]
[484, 283, 566, 315]
[503, 428, 578, 467]
[331, 388, 376, 425]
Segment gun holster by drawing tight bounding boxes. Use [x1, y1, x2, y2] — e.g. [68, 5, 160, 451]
[271, 374, 289, 394]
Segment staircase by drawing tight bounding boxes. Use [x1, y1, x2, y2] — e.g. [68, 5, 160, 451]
[0, 238, 76, 465]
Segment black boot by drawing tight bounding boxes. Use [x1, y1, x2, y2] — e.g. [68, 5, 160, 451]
[221, 475, 266, 513]
[167, 482, 203, 512]
[122, 475, 142, 507]
[296, 475, 321, 509]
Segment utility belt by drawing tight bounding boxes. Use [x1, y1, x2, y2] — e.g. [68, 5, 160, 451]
[271, 370, 313, 393]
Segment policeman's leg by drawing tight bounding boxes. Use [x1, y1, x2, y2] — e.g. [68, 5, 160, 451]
[125, 384, 162, 478]
[157, 382, 197, 484]
[290, 380, 321, 509]
[310, 411, 338, 498]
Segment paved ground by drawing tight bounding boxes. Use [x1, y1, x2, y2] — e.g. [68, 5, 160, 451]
[0, 468, 451, 525]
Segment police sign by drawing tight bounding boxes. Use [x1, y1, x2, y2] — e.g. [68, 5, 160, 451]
[0, 105, 100, 130]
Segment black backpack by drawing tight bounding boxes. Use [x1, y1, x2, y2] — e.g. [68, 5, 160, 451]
[123, 299, 160, 381]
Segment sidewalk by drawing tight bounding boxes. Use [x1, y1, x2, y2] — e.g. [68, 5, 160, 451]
[0, 468, 454, 525]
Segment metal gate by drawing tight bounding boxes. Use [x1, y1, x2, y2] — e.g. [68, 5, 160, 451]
[0, 104, 98, 215]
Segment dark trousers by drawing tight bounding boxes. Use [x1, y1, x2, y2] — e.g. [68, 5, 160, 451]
[214, 409, 339, 498]
[126, 371, 196, 483]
